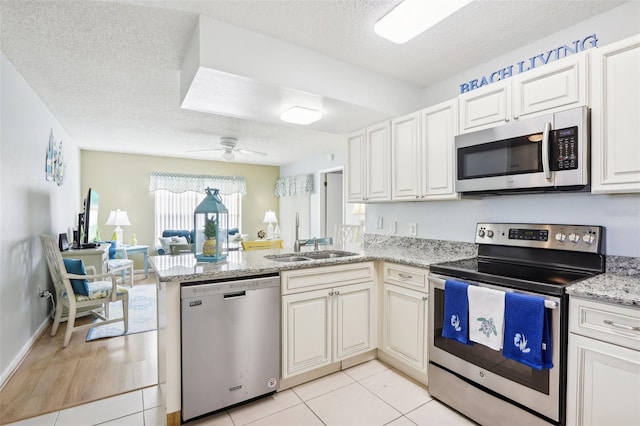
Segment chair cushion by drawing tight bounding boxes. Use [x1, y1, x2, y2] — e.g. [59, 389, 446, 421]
[70, 281, 129, 302]
[108, 258, 133, 269]
[62, 258, 89, 296]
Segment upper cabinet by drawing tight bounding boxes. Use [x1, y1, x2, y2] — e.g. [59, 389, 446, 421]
[347, 121, 392, 202]
[590, 34, 640, 194]
[459, 53, 588, 134]
[391, 101, 459, 201]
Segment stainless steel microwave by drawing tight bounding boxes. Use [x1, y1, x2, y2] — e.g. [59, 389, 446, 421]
[455, 106, 590, 195]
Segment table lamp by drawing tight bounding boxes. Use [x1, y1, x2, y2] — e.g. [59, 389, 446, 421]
[106, 209, 131, 247]
[262, 210, 278, 240]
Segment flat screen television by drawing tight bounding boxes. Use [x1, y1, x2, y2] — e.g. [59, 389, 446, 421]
[76, 188, 99, 247]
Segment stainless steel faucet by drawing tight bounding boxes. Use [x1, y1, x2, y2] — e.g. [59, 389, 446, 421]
[293, 213, 306, 252]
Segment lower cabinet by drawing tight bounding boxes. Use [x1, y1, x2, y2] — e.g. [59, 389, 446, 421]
[566, 297, 640, 425]
[382, 283, 428, 373]
[281, 263, 377, 379]
[379, 262, 429, 383]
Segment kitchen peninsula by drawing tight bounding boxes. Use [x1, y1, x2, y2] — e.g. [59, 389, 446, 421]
[150, 237, 640, 425]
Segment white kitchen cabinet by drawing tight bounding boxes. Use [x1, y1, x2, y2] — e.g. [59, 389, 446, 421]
[590, 34, 640, 194]
[379, 263, 429, 382]
[459, 53, 588, 134]
[281, 263, 377, 379]
[347, 121, 391, 202]
[567, 297, 640, 426]
[391, 101, 459, 201]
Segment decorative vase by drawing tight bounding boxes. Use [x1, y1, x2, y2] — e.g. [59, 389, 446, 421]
[203, 238, 217, 256]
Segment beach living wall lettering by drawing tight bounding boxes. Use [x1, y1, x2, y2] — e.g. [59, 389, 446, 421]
[459, 34, 598, 94]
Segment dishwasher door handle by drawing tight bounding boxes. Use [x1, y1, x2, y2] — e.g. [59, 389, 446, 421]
[223, 291, 246, 300]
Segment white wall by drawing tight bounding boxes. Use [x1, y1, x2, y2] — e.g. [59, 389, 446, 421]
[0, 52, 81, 384]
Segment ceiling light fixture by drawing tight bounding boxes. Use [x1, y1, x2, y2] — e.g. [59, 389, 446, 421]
[222, 150, 234, 162]
[374, 0, 473, 44]
[280, 106, 322, 125]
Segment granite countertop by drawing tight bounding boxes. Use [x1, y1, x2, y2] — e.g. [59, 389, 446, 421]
[149, 235, 640, 307]
[565, 255, 640, 307]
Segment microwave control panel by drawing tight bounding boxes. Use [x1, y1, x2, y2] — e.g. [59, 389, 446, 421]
[551, 126, 578, 171]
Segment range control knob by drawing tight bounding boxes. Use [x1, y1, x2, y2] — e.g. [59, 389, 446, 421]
[478, 229, 486, 238]
[555, 232, 566, 242]
[568, 233, 580, 243]
[582, 233, 596, 245]
[486, 230, 494, 238]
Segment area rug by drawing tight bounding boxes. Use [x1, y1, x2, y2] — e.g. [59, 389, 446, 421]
[86, 284, 157, 341]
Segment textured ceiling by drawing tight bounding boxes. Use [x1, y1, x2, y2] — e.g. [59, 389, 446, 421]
[0, 0, 626, 166]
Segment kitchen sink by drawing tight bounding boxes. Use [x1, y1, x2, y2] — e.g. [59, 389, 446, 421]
[265, 250, 359, 263]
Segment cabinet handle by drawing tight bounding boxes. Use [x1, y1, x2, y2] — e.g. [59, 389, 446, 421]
[504, 116, 510, 122]
[335, 290, 340, 295]
[603, 319, 640, 332]
[398, 273, 413, 280]
[513, 115, 519, 120]
[329, 291, 334, 296]
[422, 296, 428, 301]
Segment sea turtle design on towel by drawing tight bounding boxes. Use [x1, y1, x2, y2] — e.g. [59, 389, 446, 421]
[477, 317, 497, 337]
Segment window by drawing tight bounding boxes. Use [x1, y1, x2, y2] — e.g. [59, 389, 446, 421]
[154, 190, 242, 240]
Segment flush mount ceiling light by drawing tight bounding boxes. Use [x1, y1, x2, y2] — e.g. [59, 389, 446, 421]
[221, 150, 235, 162]
[280, 106, 322, 125]
[374, 0, 473, 44]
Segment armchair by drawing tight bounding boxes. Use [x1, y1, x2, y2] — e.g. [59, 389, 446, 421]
[40, 235, 129, 347]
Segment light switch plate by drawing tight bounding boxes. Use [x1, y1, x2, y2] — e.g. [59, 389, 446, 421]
[391, 221, 397, 234]
[409, 223, 417, 236]
[377, 217, 384, 229]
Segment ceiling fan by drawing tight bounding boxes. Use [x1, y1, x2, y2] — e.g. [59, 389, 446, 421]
[189, 137, 268, 162]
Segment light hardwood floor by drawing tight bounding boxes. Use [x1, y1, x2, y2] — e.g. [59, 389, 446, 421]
[0, 275, 158, 425]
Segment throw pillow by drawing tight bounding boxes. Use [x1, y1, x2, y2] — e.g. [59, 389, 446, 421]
[62, 258, 90, 296]
[108, 241, 116, 259]
[170, 236, 189, 245]
[158, 237, 173, 253]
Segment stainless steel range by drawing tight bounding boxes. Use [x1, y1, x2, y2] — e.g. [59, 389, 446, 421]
[428, 223, 605, 426]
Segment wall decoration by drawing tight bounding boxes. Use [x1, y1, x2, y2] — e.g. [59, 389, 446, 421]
[45, 128, 65, 186]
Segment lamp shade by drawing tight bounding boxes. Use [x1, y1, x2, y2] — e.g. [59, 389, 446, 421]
[105, 209, 131, 226]
[263, 210, 278, 224]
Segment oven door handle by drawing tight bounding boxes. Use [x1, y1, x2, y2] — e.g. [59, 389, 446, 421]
[542, 122, 552, 180]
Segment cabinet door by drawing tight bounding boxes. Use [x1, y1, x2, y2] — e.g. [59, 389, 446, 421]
[513, 53, 587, 120]
[590, 35, 640, 194]
[366, 121, 392, 201]
[421, 100, 459, 200]
[334, 282, 376, 361]
[392, 112, 421, 200]
[282, 289, 332, 378]
[347, 130, 366, 201]
[458, 81, 510, 133]
[567, 334, 640, 426]
[382, 284, 428, 373]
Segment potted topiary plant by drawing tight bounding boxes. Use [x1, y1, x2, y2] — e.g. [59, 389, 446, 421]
[202, 217, 217, 256]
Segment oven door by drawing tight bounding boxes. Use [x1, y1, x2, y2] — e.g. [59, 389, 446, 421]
[428, 274, 563, 423]
[454, 107, 588, 194]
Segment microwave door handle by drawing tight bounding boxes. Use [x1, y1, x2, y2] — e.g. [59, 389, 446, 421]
[542, 122, 552, 180]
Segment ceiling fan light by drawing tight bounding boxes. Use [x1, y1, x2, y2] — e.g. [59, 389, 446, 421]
[374, 0, 472, 44]
[280, 106, 322, 125]
[222, 150, 235, 162]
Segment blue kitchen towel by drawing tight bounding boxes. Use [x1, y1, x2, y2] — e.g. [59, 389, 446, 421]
[442, 279, 472, 345]
[503, 292, 553, 370]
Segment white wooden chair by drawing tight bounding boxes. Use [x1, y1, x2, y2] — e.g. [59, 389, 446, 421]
[333, 224, 362, 244]
[107, 246, 134, 287]
[40, 235, 129, 347]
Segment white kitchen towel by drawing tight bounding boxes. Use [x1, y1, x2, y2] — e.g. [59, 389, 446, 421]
[468, 285, 505, 350]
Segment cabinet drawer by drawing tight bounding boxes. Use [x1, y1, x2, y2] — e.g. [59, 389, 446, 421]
[281, 262, 375, 295]
[384, 263, 428, 292]
[570, 297, 640, 351]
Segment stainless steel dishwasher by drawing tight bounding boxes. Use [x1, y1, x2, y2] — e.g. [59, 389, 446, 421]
[181, 274, 280, 422]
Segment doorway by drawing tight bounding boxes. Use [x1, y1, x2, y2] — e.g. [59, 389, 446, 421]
[320, 168, 344, 240]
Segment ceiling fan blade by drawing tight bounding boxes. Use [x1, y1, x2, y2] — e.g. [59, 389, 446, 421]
[235, 148, 268, 156]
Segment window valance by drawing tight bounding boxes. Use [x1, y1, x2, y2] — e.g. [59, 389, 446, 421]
[275, 174, 314, 197]
[149, 172, 247, 195]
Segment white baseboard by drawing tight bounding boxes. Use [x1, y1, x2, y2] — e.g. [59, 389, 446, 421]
[0, 317, 50, 391]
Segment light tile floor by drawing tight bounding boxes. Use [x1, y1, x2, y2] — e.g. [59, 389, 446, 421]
[7, 360, 476, 426]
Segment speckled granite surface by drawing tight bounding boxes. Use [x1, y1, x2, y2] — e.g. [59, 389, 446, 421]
[149, 235, 639, 307]
[566, 255, 640, 307]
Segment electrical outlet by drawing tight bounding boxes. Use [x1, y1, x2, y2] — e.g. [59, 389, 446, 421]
[377, 216, 384, 229]
[410, 223, 417, 236]
[391, 221, 397, 234]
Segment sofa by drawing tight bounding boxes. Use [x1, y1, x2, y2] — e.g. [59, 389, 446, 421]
[156, 228, 239, 255]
